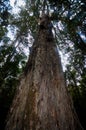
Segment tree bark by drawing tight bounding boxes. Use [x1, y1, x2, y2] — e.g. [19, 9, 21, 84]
[5, 15, 83, 130]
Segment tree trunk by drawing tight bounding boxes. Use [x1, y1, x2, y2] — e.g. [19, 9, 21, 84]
[5, 15, 83, 130]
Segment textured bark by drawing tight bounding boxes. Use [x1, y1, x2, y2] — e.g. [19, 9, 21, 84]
[5, 15, 83, 130]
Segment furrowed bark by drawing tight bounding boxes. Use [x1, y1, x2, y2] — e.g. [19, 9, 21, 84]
[5, 15, 83, 130]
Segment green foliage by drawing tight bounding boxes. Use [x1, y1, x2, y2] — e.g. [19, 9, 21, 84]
[65, 49, 86, 129]
[0, 0, 11, 41]
[0, 43, 27, 129]
[0, 0, 86, 129]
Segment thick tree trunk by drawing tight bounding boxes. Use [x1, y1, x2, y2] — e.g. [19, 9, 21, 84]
[5, 15, 83, 130]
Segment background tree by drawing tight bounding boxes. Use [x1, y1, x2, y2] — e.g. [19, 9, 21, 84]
[0, 1, 27, 129]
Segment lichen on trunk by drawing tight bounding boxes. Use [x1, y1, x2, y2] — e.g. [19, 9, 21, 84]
[5, 15, 83, 130]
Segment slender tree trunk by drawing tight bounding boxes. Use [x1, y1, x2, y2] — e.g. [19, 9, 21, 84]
[5, 15, 83, 130]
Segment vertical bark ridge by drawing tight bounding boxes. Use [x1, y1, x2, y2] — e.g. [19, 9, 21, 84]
[5, 15, 83, 130]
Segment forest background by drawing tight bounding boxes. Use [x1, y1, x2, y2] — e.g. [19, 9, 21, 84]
[0, 0, 86, 129]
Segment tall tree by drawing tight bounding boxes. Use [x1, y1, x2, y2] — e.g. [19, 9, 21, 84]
[0, 0, 85, 129]
[5, 15, 83, 130]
